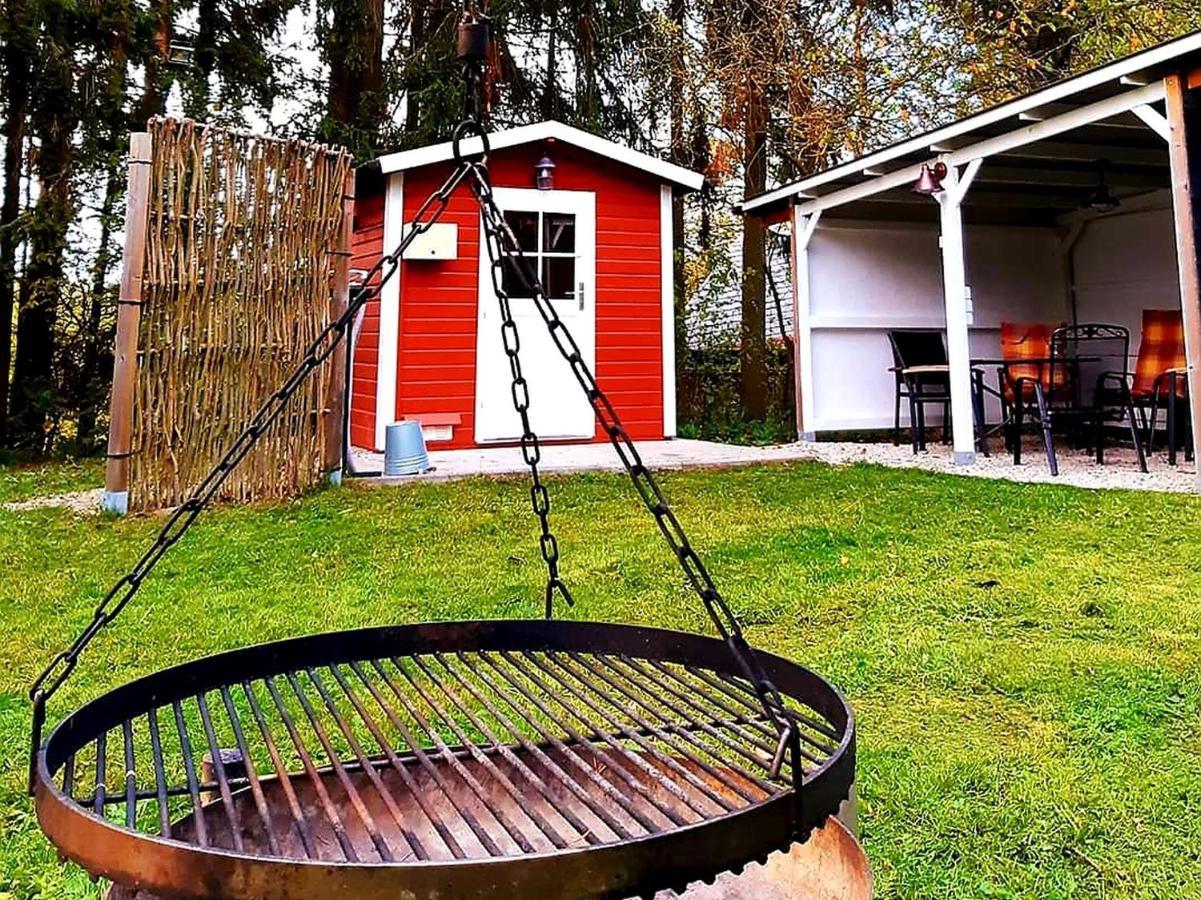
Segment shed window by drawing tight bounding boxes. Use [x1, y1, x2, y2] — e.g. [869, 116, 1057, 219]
[500, 209, 577, 303]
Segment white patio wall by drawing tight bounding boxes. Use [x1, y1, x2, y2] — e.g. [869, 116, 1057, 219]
[806, 220, 1066, 431]
[1071, 203, 1180, 352]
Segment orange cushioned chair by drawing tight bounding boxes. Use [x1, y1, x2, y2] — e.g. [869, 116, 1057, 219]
[1129, 309, 1190, 462]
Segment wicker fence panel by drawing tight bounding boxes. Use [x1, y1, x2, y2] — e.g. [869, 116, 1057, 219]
[130, 118, 353, 511]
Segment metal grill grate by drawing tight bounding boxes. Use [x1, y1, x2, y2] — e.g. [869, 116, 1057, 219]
[36, 622, 853, 899]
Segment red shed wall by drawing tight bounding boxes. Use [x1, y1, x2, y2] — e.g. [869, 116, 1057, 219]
[352, 142, 666, 450]
[348, 188, 384, 449]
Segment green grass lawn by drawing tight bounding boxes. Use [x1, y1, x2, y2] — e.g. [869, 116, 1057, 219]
[0, 459, 1199, 898]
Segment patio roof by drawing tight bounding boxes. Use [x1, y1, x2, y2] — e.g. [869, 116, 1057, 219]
[741, 31, 1201, 226]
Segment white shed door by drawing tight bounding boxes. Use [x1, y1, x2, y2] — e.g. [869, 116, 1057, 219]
[475, 188, 596, 443]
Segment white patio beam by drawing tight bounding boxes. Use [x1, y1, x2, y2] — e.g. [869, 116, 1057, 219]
[934, 164, 978, 465]
[790, 206, 821, 441]
[1164, 73, 1201, 491]
[1020, 102, 1147, 130]
[795, 81, 1167, 218]
[1132, 104, 1171, 142]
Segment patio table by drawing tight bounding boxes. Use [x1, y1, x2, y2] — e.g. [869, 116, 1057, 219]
[969, 356, 1103, 457]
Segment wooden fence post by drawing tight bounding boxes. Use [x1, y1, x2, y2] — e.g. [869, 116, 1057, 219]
[324, 166, 356, 483]
[1165, 72, 1201, 491]
[103, 132, 153, 515]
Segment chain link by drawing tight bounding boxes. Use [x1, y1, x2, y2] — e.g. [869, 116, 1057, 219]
[465, 160, 803, 786]
[29, 161, 472, 710]
[468, 158, 573, 619]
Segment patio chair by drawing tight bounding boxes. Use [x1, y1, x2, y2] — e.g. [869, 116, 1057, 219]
[996, 322, 1056, 453]
[1127, 309, 1192, 465]
[888, 330, 951, 453]
[1009, 323, 1147, 475]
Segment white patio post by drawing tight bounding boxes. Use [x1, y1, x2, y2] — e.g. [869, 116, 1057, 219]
[789, 206, 821, 441]
[934, 159, 982, 465]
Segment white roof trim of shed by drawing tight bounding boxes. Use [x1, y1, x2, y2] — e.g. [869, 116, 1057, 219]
[374, 120, 705, 191]
[742, 29, 1201, 214]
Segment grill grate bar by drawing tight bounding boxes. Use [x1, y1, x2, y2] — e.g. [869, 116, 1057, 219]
[398, 655, 575, 851]
[652, 661, 807, 762]
[61, 752, 75, 800]
[283, 671, 395, 862]
[121, 718, 136, 830]
[306, 668, 424, 861]
[664, 664, 782, 746]
[435, 651, 637, 841]
[197, 693, 245, 852]
[477, 650, 690, 829]
[146, 707, 172, 837]
[219, 686, 281, 856]
[241, 681, 319, 859]
[263, 675, 359, 861]
[683, 664, 841, 748]
[327, 664, 465, 860]
[409, 653, 603, 848]
[172, 700, 209, 847]
[503, 651, 717, 821]
[613, 656, 784, 774]
[573, 653, 775, 798]
[93, 731, 106, 817]
[349, 659, 505, 858]
[660, 661, 831, 763]
[463, 651, 667, 834]
[372, 658, 539, 855]
[545, 652, 753, 807]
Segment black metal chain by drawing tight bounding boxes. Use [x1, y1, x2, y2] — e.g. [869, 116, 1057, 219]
[463, 153, 804, 791]
[469, 161, 573, 619]
[28, 161, 472, 790]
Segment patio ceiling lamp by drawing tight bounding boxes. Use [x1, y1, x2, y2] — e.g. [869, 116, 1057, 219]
[912, 161, 948, 195]
[535, 149, 556, 190]
[1085, 159, 1120, 212]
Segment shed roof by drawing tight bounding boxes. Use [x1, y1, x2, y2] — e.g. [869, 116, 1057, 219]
[372, 119, 705, 191]
[742, 30, 1201, 221]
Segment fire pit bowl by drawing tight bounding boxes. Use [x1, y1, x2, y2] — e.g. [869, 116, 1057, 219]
[35, 620, 854, 899]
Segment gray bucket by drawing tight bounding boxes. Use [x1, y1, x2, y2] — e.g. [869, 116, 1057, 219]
[384, 420, 430, 476]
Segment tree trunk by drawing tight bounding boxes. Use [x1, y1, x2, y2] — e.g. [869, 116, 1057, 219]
[0, 0, 32, 443]
[668, 0, 688, 401]
[326, 0, 385, 157]
[739, 76, 768, 421]
[137, 0, 173, 124]
[10, 6, 76, 450]
[543, 3, 558, 119]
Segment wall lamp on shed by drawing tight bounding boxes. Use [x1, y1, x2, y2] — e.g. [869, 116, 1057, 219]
[535, 151, 556, 190]
[912, 161, 948, 195]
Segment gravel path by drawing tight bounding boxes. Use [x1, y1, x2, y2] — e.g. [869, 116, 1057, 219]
[2, 487, 104, 515]
[355, 436, 1198, 494]
[799, 438, 1198, 493]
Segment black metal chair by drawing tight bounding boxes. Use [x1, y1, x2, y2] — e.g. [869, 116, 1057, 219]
[888, 330, 951, 453]
[1009, 323, 1147, 475]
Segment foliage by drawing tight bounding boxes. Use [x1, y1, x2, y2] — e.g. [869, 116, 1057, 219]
[0, 460, 1199, 896]
[678, 344, 795, 443]
[2, 0, 1200, 453]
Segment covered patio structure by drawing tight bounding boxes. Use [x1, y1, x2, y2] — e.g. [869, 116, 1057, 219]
[742, 32, 1201, 489]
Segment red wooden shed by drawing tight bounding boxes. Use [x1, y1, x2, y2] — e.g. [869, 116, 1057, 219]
[348, 120, 704, 451]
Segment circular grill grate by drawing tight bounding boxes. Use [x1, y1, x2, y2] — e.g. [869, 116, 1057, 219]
[36, 622, 854, 899]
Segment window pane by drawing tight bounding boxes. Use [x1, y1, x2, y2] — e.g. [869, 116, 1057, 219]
[542, 256, 576, 301]
[504, 211, 539, 252]
[501, 255, 535, 297]
[543, 213, 575, 252]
